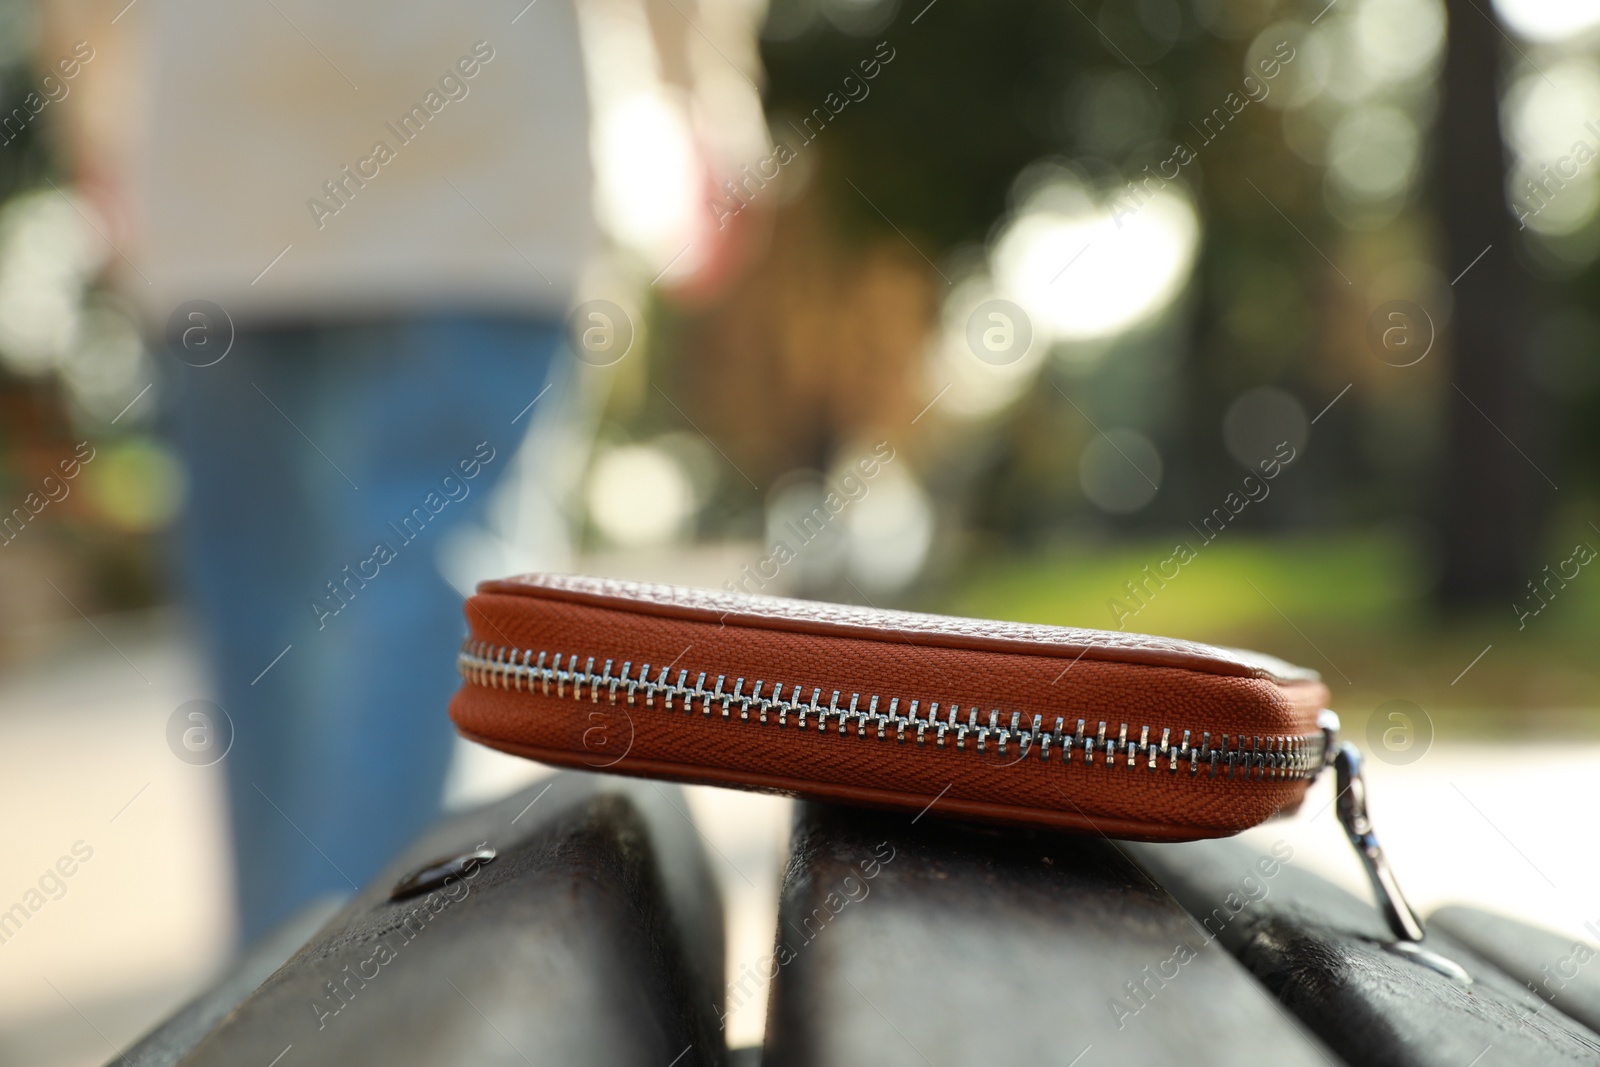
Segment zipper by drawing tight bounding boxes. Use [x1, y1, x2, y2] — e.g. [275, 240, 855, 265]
[460, 639, 1439, 955]
[458, 640, 1328, 781]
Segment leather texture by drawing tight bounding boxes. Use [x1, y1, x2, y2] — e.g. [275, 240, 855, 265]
[451, 574, 1333, 840]
[480, 573, 1324, 682]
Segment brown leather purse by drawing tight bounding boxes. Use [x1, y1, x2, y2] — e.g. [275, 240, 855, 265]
[450, 572, 1338, 837]
[449, 573, 1424, 940]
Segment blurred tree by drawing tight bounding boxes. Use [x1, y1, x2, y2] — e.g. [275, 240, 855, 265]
[635, 0, 1485, 604]
[1432, 0, 1544, 606]
[736, 0, 1331, 543]
[0, 0, 67, 481]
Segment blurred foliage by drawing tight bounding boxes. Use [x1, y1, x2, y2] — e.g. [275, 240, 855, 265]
[936, 532, 1600, 732]
[0, 0, 172, 629]
[0, 0, 1595, 693]
[698, 0, 1595, 603]
[763, 0, 1114, 249]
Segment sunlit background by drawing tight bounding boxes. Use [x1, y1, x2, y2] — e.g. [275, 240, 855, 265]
[4, 0, 1600, 1061]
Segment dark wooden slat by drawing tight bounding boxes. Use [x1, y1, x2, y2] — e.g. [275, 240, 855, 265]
[161, 774, 726, 1067]
[761, 804, 1337, 1067]
[1128, 838, 1600, 1067]
[1429, 905, 1600, 1036]
[118, 895, 346, 1067]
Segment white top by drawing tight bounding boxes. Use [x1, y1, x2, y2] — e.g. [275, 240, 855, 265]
[133, 0, 595, 323]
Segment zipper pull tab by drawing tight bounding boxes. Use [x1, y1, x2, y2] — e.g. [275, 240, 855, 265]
[1333, 741, 1424, 943]
[1321, 711, 1424, 943]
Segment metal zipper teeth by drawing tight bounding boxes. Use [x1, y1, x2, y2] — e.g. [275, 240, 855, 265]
[458, 641, 1327, 782]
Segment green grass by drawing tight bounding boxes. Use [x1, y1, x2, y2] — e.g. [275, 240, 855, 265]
[932, 532, 1600, 739]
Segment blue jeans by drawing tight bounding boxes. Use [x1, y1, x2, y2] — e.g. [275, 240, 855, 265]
[170, 315, 560, 944]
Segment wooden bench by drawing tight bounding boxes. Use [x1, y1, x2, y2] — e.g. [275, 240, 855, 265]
[120, 773, 1600, 1066]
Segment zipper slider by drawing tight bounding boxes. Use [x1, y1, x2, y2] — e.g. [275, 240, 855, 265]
[1320, 711, 1427, 945]
[1333, 740, 1427, 945]
[1318, 713, 1465, 991]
